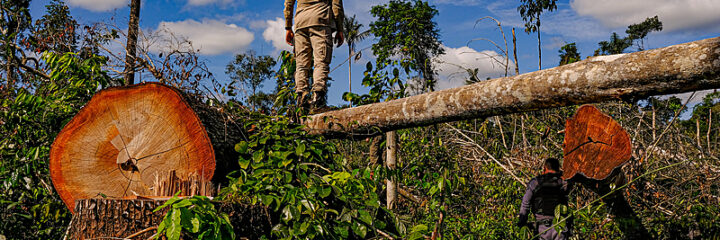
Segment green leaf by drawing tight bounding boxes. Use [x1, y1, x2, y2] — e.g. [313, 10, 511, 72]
[319, 187, 331, 198]
[282, 205, 295, 222]
[295, 143, 306, 157]
[173, 199, 192, 209]
[252, 150, 265, 163]
[358, 209, 372, 225]
[168, 209, 182, 240]
[190, 217, 201, 233]
[239, 157, 250, 169]
[351, 221, 367, 238]
[234, 141, 248, 154]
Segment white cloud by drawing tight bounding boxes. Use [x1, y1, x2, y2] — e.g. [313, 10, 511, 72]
[571, 0, 720, 32]
[543, 37, 567, 50]
[263, 18, 293, 53]
[66, 0, 127, 12]
[434, 45, 511, 90]
[154, 19, 254, 55]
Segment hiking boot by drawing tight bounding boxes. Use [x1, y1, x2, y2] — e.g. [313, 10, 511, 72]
[296, 91, 310, 109]
[310, 91, 327, 109]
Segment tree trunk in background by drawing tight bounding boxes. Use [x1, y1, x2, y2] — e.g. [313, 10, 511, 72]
[65, 199, 271, 240]
[349, 47, 352, 97]
[124, 0, 141, 85]
[368, 135, 384, 166]
[537, 29, 541, 70]
[386, 131, 397, 209]
[305, 37, 720, 138]
[512, 28, 519, 75]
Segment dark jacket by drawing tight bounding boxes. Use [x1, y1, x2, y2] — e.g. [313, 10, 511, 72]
[518, 172, 571, 225]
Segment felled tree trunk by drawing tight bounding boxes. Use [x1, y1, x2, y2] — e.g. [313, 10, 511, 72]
[305, 37, 720, 138]
[65, 198, 271, 239]
[50, 83, 245, 212]
[563, 105, 650, 238]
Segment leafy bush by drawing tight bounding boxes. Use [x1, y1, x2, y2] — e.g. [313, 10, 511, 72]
[154, 195, 235, 240]
[220, 115, 395, 239]
[0, 52, 110, 238]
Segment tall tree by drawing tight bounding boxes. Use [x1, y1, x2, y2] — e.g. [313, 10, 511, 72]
[594, 32, 633, 56]
[31, 0, 78, 54]
[343, 15, 371, 96]
[517, 0, 558, 70]
[595, 16, 663, 56]
[558, 42, 580, 66]
[124, 0, 140, 85]
[626, 15, 663, 51]
[225, 52, 276, 111]
[370, 0, 444, 93]
[0, 0, 32, 93]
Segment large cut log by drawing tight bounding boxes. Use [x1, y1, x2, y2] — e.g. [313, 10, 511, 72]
[50, 83, 243, 212]
[65, 198, 271, 239]
[562, 105, 650, 238]
[305, 37, 720, 137]
[562, 105, 631, 180]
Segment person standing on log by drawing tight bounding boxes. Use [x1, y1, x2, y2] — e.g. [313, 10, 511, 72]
[517, 158, 573, 240]
[284, 0, 345, 111]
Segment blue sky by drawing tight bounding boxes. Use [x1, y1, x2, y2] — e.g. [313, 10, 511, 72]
[29, 0, 720, 106]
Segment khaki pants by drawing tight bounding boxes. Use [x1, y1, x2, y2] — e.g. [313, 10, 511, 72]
[294, 26, 333, 93]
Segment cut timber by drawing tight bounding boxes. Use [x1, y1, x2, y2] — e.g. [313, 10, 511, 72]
[562, 105, 631, 180]
[563, 105, 650, 238]
[50, 83, 215, 212]
[65, 198, 271, 239]
[305, 37, 720, 137]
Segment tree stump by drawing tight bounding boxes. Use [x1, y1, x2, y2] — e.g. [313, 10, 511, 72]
[50, 83, 231, 212]
[563, 105, 650, 238]
[65, 198, 272, 239]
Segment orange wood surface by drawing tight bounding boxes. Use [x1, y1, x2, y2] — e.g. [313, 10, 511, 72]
[50, 83, 215, 212]
[563, 105, 632, 180]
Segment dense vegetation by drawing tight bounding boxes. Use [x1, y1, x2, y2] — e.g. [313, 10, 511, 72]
[2, 0, 719, 239]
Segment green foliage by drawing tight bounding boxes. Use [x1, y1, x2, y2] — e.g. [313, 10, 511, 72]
[225, 52, 277, 111]
[154, 195, 235, 240]
[595, 16, 663, 55]
[343, 14, 372, 60]
[517, 0, 558, 34]
[0, 51, 110, 238]
[30, 0, 79, 54]
[222, 115, 393, 239]
[343, 61, 406, 105]
[626, 16, 663, 51]
[369, 0, 444, 92]
[595, 32, 633, 56]
[271, 50, 299, 115]
[558, 43, 580, 66]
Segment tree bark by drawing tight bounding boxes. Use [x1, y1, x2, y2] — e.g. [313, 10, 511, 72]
[512, 28, 519, 75]
[305, 37, 720, 138]
[349, 47, 352, 97]
[368, 135, 384, 166]
[537, 28, 541, 71]
[386, 131, 397, 209]
[124, 0, 141, 85]
[65, 198, 271, 240]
